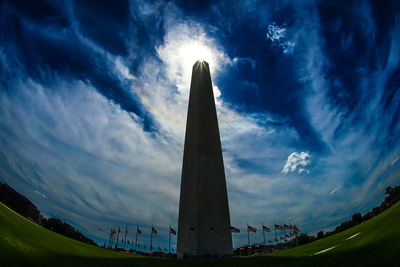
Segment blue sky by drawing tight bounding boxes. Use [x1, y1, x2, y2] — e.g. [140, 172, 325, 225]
[1, 0, 400, 249]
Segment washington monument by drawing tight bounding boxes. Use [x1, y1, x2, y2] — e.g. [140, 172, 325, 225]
[177, 61, 232, 258]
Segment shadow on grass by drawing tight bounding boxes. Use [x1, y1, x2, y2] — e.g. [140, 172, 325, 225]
[3, 239, 396, 267]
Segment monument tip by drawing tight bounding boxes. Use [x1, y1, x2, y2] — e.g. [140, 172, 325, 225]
[193, 60, 209, 69]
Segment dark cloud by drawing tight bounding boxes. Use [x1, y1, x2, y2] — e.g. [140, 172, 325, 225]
[73, 0, 130, 55]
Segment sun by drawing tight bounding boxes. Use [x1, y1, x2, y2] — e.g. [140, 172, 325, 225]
[156, 28, 226, 88]
[181, 41, 213, 63]
[178, 40, 216, 73]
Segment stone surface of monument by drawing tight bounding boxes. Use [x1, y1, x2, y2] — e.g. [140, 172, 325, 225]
[177, 61, 232, 258]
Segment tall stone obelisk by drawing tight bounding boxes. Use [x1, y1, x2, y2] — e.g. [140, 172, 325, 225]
[177, 61, 232, 258]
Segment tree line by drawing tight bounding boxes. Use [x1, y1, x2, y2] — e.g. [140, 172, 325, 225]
[40, 217, 97, 246]
[0, 182, 97, 246]
[298, 185, 400, 245]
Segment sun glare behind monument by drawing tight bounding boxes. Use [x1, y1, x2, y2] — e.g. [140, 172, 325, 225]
[181, 41, 213, 68]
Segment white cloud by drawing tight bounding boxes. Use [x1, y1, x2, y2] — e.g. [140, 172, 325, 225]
[281, 40, 296, 54]
[266, 23, 287, 41]
[281, 152, 311, 174]
[329, 186, 342, 196]
[266, 23, 296, 54]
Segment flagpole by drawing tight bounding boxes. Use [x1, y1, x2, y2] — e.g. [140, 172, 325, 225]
[294, 222, 299, 246]
[108, 228, 112, 249]
[115, 226, 120, 250]
[150, 225, 153, 255]
[169, 225, 171, 255]
[124, 225, 128, 249]
[112, 228, 115, 248]
[283, 222, 286, 239]
[274, 223, 277, 242]
[135, 225, 138, 252]
[247, 223, 250, 246]
[262, 223, 266, 246]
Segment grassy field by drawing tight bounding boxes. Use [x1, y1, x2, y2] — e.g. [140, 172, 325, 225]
[1, 201, 399, 266]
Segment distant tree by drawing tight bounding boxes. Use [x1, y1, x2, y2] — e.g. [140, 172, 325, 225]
[317, 231, 324, 239]
[372, 206, 380, 216]
[334, 220, 352, 233]
[384, 186, 400, 205]
[325, 231, 332, 237]
[297, 233, 315, 245]
[362, 211, 373, 222]
[352, 212, 362, 225]
[41, 217, 97, 246]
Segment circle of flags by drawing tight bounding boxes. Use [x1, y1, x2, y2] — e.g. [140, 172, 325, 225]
[107, 222, 300, 255]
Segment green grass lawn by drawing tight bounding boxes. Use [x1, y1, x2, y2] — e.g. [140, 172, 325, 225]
[1, 201, 399, 266]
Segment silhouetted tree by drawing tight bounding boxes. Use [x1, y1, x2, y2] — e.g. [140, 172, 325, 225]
[297, 233, 315, 245]
[41, 217, 97, 246]
[317, 231, 324, 239]
[362, 211, 373, 221]
[352, 212, 362, 224]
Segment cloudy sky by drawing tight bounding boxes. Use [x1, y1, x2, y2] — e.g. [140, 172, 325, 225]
[1, 0, 400, 249]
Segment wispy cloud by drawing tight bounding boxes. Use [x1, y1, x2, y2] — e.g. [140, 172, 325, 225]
[34, 190, 47, 199]
[329, 186, 342, 196]
[392, 157, 400, 166]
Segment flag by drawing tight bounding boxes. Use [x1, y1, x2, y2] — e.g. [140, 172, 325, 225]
[280, 237, 284, 240]
[170, 227, 177, 235]
[137, 227, 142, 234]
[255, 244, 260, 248]
[127, 240, 130, 244]
[262, 225, 270, 232]
[210, 227, 216, 234]
[274, 224, 284, 230]
[284, 224, 290, 229]
[230, 226, 240, 233]
[164, 248, 167, 251]
[125, 225, 129, 233]
[151, 246, 154, 250]
[248, 225, 257, 233]
[152, 226, 158, 234]
[158, 247, 162, 251]
[274, 239, 278, 242]
[285, 234, 289, 238]
[289, 224, 294, 229]
[268, 240, 273, 244]
[118, 226, 121, 233]
[293, 225, 300, 232]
